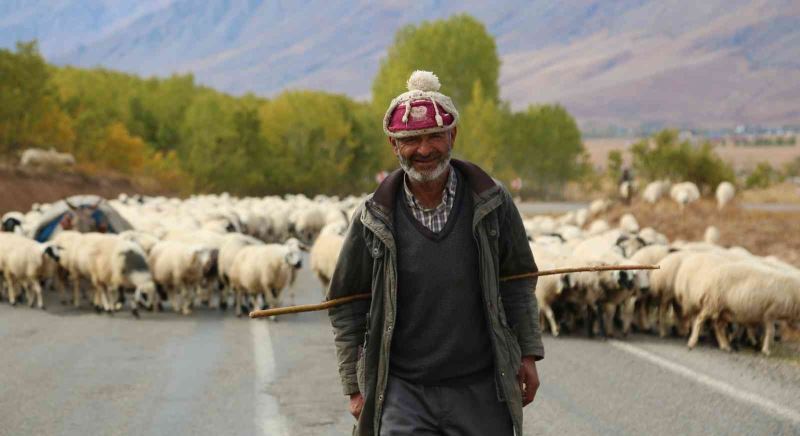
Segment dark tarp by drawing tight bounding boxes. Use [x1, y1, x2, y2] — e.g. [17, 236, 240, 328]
[32, 195, 133, 242]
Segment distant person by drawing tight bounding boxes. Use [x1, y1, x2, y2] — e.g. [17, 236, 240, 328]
[619, 167, 634, 205]
[327, 70, 544, 436]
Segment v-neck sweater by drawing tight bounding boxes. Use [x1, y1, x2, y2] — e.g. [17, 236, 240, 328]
[390, 167, 494, 384]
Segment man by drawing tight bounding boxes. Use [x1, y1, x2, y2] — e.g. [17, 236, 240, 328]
[328, 70, 544, 436]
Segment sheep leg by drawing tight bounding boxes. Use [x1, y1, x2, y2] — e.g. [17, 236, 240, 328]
[603, 304, 616, 338]
[72, 276, 82, 308]
[712, 318, 731, 352]
[542, 304, 559, 337]
[687, 311, 710, 349]
[7, 277, 18, 306]
[31, 280, 45, 310]
[234, 288, 243, 317]
[26, 281, 36, 308]
[761, 321, 775, 356]
[621, 297, 637, 336]
[658, 299, 672, 338]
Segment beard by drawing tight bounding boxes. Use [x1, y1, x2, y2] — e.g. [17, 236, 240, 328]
[398, 146, 452, 183]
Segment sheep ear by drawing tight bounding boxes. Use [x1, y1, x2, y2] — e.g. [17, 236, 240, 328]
[615, 235, 628, 245]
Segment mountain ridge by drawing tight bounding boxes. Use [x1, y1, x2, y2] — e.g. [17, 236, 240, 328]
[2, 0, 798, 128]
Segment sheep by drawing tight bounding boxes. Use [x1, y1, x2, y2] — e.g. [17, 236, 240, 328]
[716, 181, 736, 210]
[619, 181, 633, 204]
[586, 219, 610, 235]
[673, 251, 739, 343]
[533, 255, 568, 336]
[649, 250, 696, 337]
[588, 198, 612, 216]
[20, 147, 76, 168]
[310, 222, 347, 291]
[624, 244, 672, 334]
[118, 230, 160, 254]
[704, 226, 721, 245]
[85, 234, 155, 316]
[688, 261, 800, 355]
[642, 180, 670, 204]
[149, 240, 216, 315]
[670, 182, 700, 209]
[2, 211, 25, 234]
[639, 227, 668, 246]
[229, 239, 304, 317]
[51, 231, 91, 307]
[217, 233, 264, 309]
[619, 213, 640, 233]
[0, 233, 61, 308]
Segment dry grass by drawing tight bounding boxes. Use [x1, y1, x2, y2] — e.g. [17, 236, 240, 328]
[596, 199, 800, 268]
[740, 182, 800, 204]
[582, 139, 800, 171]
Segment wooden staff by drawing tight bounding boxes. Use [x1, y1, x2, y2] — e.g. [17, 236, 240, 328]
[249, 264, 659, 319]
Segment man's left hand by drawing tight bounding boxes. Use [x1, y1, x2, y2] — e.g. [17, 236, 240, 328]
[517, 356, 540, 407]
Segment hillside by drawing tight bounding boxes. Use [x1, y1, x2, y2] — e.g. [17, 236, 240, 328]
[1, 0, 799, 127]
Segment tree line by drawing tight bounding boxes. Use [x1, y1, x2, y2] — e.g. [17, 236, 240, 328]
[0, 15, 587, 197]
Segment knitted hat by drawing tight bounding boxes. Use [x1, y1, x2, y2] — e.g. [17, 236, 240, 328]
[383, 70, 459, 139]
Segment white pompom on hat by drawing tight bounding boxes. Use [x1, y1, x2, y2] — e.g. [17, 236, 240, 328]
[383, 70, 459, 139]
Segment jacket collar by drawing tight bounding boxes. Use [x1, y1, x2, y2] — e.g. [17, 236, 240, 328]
[370, 159, 497, 212]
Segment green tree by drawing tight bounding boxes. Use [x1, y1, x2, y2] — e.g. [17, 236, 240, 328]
[630, 129, 734, 192]
[607, 150, 623, 182]
[372, 14, 500, 111]
[0, 41, 59, 152]
[455, 80, 509, 173]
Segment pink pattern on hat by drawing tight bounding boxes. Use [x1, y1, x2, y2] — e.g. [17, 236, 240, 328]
[387, 100, 455, 133]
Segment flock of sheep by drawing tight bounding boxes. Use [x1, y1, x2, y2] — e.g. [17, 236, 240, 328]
[1, 177, 797, 356]
[528, 180, 799, 355]
[0, 193, 357, 317]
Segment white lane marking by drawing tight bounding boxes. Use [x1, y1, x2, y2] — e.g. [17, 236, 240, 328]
[251, 320, 289, 436]
[609, 340, 800, 425]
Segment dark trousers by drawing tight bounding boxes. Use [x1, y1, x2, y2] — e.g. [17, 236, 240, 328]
[379, 372, 514, 436]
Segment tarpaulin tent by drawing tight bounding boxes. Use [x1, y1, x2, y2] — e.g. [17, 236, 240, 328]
[32, 195, 133, 242]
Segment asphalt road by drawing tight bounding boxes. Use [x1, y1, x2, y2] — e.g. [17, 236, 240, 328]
[2, 254, 800, 436]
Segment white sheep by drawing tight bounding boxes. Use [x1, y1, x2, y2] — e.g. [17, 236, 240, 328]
[149, 240, 215, 315]
[688, 261, 800, 355]
[217, 233, 264, 308]
[532, 255, 567, 336]
[229, 239, 304, 316]
[670, 182, 700, 209]
[715, 181, 736, 210]
[624, 244, 672, 334]
[704, 226, 721, 245]
[20, 147, 76, 168]
[86, 234, 155, 315]
[642, 180, 670, 204]
[310, 222, 347, 291]
[619, 213, 640, 233]
[0, 233, 61, 308]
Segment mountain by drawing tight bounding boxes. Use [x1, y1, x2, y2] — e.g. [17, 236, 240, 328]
[2, 0, 799, 128]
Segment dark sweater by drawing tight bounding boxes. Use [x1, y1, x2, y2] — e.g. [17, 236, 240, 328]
[389, 169, 494, 384]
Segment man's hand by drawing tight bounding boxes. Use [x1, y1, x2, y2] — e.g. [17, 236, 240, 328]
[517, 356, 540, 407]
[349, 392, 365, 419]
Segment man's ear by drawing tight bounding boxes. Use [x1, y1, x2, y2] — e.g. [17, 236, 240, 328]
[449, 126, 457, 151]
[388, 137, 398, 154]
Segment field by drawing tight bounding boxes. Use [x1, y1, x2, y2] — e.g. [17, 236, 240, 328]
[584, 138, 800, 171]
[594, 199, 800, 268]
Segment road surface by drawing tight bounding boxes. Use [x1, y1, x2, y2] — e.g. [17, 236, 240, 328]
[1, 254, 799, 435]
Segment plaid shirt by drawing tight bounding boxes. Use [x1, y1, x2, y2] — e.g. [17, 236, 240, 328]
[402, 166, 457, 233]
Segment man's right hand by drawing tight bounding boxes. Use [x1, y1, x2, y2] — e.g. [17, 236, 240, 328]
[349, 392, 365, 419]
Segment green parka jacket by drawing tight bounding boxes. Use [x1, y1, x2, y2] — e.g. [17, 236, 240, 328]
[327, 159, 545, 436]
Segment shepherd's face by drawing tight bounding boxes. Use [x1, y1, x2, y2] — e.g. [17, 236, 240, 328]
[390, 127, 457, 183]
